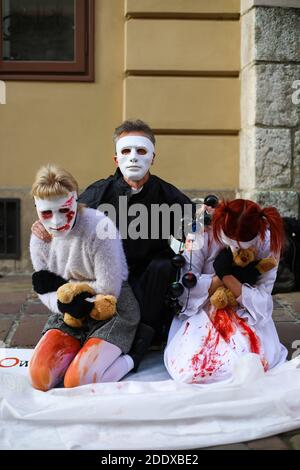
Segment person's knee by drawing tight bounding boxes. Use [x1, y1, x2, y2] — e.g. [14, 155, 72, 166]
[29, 360, 52, 392]
[63, 362, 81, 388]
[29, 329, 80, 391]
[64, 359, 104, 388]
[64, 337, 104, 388]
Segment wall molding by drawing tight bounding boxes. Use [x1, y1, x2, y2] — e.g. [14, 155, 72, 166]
[242, 0, 300, 14]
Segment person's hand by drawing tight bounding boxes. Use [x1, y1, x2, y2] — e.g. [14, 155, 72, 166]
[57, 292, 94, 319]
[213, 248, 233, 280]
[232, 261, 260, 286]
[31, 220, 52, 242]
[32, 270, 68, 294]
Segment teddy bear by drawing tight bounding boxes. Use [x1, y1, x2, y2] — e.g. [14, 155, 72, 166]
[210, 247, 277, 310]
[56, 282, 117, 328]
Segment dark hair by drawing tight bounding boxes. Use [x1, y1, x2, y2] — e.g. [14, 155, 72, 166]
[113, 119, 156, 146]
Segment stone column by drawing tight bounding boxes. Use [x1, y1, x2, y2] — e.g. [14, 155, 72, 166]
[239, 0, 300, 217]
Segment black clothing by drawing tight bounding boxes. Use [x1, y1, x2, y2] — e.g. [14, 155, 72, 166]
[78, 170, 195, 337]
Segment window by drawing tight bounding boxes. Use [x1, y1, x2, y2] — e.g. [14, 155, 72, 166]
[0, 199, 20, 259]
[0, 0, 94, 81]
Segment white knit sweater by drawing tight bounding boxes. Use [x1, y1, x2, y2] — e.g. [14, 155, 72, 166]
[30, 207, 128, 313]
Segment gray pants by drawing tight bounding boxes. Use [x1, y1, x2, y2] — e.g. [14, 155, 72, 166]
[42, 281, 140, 354]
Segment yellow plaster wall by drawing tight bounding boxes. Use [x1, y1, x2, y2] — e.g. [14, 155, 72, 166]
[125, 0, 240, 15]
[0, 0, 241, 272]
[0, 0, 124, 189]
[154, 135, 239, 190]
[125, 76, 240, 132]
[124, 1, 240, 191]
[126, 19, 240, 72]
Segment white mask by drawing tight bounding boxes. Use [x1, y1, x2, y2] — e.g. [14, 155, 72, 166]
[35, 191, 78, 238]
[116, 136, 155, 181]
[220, 230, 259, 253]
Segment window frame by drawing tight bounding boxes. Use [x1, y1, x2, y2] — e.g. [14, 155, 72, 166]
[0, 0, 94, 81]
[0, 198, 20, 260]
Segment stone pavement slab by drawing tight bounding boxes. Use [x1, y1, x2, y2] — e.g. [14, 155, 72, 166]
[0, 318, 14, 342]
[247, 436, 289, 450]
[10, 315, 47, 348]
[289, 434, 300, 450]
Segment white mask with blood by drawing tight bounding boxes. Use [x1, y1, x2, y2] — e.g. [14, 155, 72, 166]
[116, 136, 155, 181]
[220, 230, 259, 253]
[35, 192, 78, 238]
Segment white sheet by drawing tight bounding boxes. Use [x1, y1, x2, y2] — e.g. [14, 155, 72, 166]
[0, 348, 300, 450]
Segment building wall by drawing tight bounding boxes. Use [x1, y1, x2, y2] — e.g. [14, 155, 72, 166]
[0, 0, 125, 272]
[0, 0, 241, 272]
[239, 0, 300, 217]
[124, 0, 241, 191]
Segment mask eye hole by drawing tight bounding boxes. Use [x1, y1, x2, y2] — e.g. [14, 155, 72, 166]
[121, 148, 131, 155]
[137, 148, 147, 155]
[59, 208, 70, 214]
[41, 210, 52, 219]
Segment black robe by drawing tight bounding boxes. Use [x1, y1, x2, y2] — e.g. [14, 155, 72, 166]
[78, 169, 195, 277]
[78, 169, 195, 337]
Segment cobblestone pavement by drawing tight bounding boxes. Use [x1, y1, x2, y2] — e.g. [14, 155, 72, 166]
[0, 274, 300, 450]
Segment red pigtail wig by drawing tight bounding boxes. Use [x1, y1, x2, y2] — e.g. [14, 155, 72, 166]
[212, 199, 284, 255]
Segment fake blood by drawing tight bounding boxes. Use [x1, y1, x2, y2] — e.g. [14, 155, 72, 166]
[190, 326, 223, 382]
[189, 306, 263, 382]
[213, 307, 261, 354]
[55, 210, 75, 232]
[212, 309, 235, 343]
[231, 310, 260, 354]
[66, 210, 75, 224]
[64, 194, 75, 207]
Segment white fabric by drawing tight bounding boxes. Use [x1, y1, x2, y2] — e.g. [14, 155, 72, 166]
[220, 229, 259, 250]
[116, 136, 154, 181]
[35, 192, 78, 238]
[165, 229, 287, 383]
[1, 348, 300, 450]
[30, 207, 128, 312]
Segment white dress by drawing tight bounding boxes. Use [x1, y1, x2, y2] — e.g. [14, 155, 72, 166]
[164, 229, 288, 384]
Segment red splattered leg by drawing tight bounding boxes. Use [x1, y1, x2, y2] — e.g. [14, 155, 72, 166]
[64, 338, 128, 388]
[29, 329, 81, 392]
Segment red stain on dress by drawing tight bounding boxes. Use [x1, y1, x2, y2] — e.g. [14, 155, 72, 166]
[231, 309, 260, 354]
[188, 306, 268, 383]
[190, 326, 224, 382]
[212, 309, 236, 343]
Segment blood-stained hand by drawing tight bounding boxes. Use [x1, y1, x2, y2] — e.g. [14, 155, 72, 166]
[31, 220, 52, 242]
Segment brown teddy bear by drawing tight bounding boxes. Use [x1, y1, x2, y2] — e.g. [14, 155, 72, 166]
[210, 247, 277, 309]
[57, 282, 117, 328]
